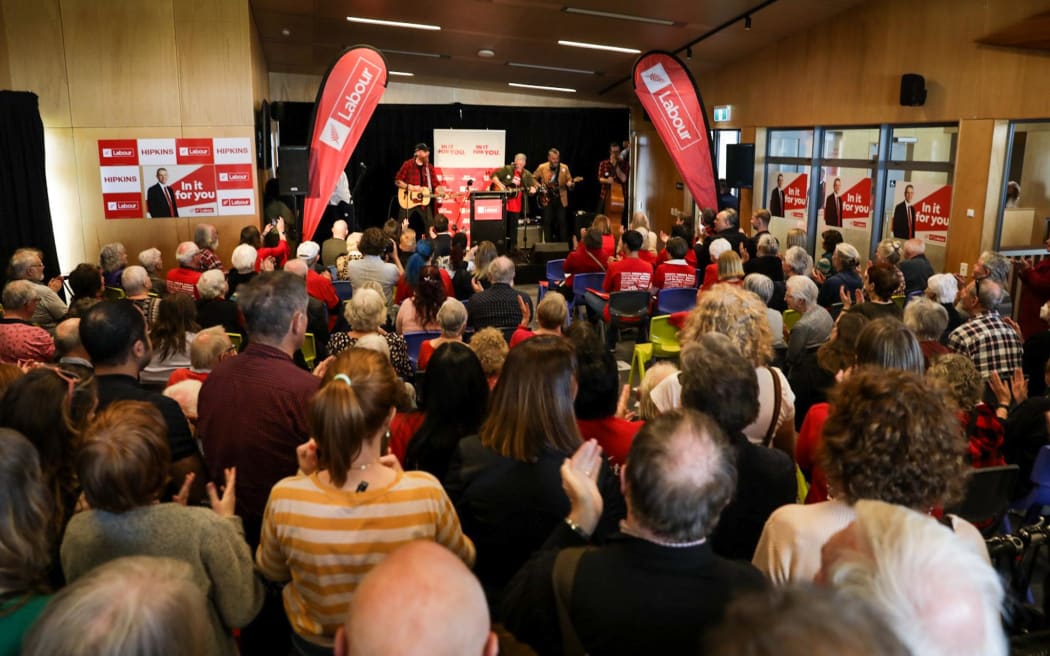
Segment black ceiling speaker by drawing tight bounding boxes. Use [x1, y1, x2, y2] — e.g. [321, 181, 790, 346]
[900, 74, 927, 106]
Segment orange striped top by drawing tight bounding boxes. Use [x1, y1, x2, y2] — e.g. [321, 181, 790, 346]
[256, 470, 475, 646]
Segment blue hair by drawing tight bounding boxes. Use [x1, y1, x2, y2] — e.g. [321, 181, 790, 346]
[406, 240, 433, 288]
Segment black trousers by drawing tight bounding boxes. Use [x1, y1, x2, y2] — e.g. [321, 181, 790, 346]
[543, 201, 567, 243]
[400, 203, 433, 240]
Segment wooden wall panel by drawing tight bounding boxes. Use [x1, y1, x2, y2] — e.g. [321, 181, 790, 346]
[174, 0, 253, 126]
[0, 3, 9, 89]
[2, 0, 71, 127]
[249, 9, 269, 109]
[945, 119, 995, 276]
[44, 127, 86, 271]
[61, 0, 181, 128]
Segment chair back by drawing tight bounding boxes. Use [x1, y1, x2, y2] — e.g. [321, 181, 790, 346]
[946, 465, 1020, 535]
[656, 287, 697, 315]
[892, 294, 906, 308]
[333, 280, 353, 302]
[546, 258, 565, 285]
[327, 265, 338, 278]
[608, 291, 651, 327]
[302, 333, 317, 369]
[649, 315, 681, 354]
[226, 332, 243, 350]
[404, 330, 441, 369]
[1030, 445, 1050, 485]
[103, 286, 126, 300]
[572, 273, 605, 300]
[783, 308, 802, 330]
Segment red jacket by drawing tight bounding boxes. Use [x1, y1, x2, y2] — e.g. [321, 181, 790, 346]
[1018, 259, 1050, 339]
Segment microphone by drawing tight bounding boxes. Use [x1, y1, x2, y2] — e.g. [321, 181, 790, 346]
[359, 162, 367, 169]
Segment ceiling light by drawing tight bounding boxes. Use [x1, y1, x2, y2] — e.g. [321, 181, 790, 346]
[563, 7, 674, 26]
[558, 40, 641, 54]
[744, 15, 752, 30]
[389, 71, 415, 77]
[508, 82, 576, 93]
[507, 61, 596, 75]
[381, 48, 444, 59]
[477, 49, 496, 58]
[347, 16, 441, 31]
[281, 28, 291, 37]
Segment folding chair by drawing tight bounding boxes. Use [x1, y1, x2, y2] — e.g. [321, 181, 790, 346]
[546, 258, 565, 285]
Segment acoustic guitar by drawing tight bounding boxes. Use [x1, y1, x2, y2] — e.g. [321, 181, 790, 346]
[398, 186, 452, 210]
[537, 176, 583, 208]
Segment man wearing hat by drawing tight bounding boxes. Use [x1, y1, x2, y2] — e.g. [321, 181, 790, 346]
[395, 143, 445, 239]
[296, 241, 339, 330]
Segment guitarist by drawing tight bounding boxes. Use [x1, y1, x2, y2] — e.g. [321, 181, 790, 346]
[597, 141, 630, 227]
[489, 153, 538, 253]
[532, 148, 577, 245]
[395, 142, 442, 239]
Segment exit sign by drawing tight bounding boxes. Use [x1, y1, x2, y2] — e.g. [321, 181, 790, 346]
[713, 105, 732, 122]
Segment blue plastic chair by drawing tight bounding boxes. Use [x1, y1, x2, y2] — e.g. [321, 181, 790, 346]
[546, 258, 565, 285]
[572, 272, 605, 320]
[333, 280, 352, 302]
[656, 287, 697, 315]
[403, 331, 441, 370]
[327, 265, 338, 278]
[1012, 446, 1050, 523]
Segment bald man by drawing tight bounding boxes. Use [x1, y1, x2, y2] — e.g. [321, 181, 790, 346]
[336, 541, 497, 656]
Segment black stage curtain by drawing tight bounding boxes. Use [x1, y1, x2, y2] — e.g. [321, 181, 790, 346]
[277, 102, 630, 230]
[0, 91, 61, 282]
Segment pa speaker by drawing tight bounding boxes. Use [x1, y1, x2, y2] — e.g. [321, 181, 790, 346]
[725, 144, 755, 189]
[900, 74, 927, 106]
[278, 146, 309, 195]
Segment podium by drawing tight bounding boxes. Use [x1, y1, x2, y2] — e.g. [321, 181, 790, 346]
[469, 191, 514, 252]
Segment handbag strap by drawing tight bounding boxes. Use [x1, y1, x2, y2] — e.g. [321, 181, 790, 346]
[764, 367, 783, 448]
[585, 250, 607, 272]
[552, 546, 590, 656]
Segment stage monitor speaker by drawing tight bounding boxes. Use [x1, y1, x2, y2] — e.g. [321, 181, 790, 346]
[899, 74, 927, 106]
[725, 144, 755, 189]
[278, 146, 309, 195]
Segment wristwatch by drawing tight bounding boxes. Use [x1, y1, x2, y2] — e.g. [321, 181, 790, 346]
[564, 517, 591, 540]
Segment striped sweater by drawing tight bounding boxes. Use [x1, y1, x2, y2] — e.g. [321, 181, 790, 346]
[256, 470, 475, 645]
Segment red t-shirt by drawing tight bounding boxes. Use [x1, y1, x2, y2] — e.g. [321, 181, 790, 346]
[575, 234, 615, 263]
[509, 327, 534, 349]
[603, 257, 653, 293]
[167, 368, 210, 387]
[166, 267, 201, 299]
[255, 240, 290, 271]
[506, 169, 524, 213]
[576, 417, 642, 467]
[653, 261, 697, 289]
[700, 263, 720, 291]
[637, 250, 657, 267]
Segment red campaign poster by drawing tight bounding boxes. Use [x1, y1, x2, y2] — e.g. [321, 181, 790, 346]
[100, 165, 143, 219]
[783, 173, 808, 215]
[98, 140, 139, 166]
[175, 138, 214, 165]
[169, 165, 218, 216]
[434, 167, 495, 238]
[473, 198, 503, 222]
[911, 184, 952, 244]
[839, 177, 873, 229]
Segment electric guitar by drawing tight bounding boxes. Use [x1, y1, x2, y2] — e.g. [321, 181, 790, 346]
[398, 186, 452, 210]
[537, 176, 583, 208]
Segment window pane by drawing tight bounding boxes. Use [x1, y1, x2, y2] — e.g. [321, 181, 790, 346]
[1001, 122, 1050, 251]
[889, 126, 957, 162]
[769, 130, 814, 158]
[822, 128, 880, 160]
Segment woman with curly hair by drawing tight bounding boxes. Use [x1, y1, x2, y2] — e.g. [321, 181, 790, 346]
[327, 288, 413, 380]
[752, 366, 977, 584]
[653, 283, 796, 455]
[395, 265, 446, 334]
[928, 354, 1007, 468]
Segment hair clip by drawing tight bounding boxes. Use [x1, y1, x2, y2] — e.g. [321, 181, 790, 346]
[333, 373, 352, 386]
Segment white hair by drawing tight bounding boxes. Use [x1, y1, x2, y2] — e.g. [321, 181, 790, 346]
[175, 242, 199, 266]
[2, 280, 36, 309]
[196, 269, 227, 300]
[786, 274, 818, 307]
[354, 333, 391, 362]
[903, 296, 949, 341]
[926, 273, 958, 304]
[823, 500, 1006, 656]
[138, 247, 162, 272]
[834, 243, 861, 268]
[437, 298, 468, 336]
[488, 256, 515, 285]
[783, 246, 813, 277]
[757, 233, 779, 256]
[743, 273, 774, 304]
[231, 244, 257, 274]
[344, 288, 387, 332]
[709, 238, 732, 261]
[121, 265, 150, 295]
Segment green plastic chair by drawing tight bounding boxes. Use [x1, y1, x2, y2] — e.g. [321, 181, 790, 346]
[892, 295, 906, 309]
[629, 315, 681, 387]
[302, 333, 317, 370]
[227, 333, 243, 350]
[783, 308, 801, 330]
[103, 286, 126, 300]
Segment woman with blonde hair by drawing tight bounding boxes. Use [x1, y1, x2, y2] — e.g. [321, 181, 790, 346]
[717, 250, 745, 284]
[468, 326, 509, 390]
[327, 288, 412, 379]
[258, 349, 473, 652]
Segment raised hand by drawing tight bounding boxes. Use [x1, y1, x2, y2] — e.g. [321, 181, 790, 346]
[207, 467, 237, 518]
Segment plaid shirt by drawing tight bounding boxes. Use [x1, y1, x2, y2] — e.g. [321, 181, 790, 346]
[961, 404, 1006, 468]
[198, 247, 223, 271]
[597, 159, 629, 200]
[947, 311, 1023, 379]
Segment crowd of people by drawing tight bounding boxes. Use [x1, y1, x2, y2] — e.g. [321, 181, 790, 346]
[2, 206, 1049, 655]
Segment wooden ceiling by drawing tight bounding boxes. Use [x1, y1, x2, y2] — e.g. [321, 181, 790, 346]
[251, 0, 865, 103]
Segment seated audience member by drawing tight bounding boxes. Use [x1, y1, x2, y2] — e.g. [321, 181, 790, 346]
[926, 272, 963, 340]
[503, 410, 766, 655]
[396, 264, 445, 333]
[656, 221, 697, 267]
[0, 280, 55, 362]
[708, 583, 908, 656]
[652, 236, 697, 289]
[872, 239, 906, 296]
[297, 241, 340, 329]
[700, 237, 732, 291]
[629, 211, 659, 255]
[63, 262, 104, 318]
[7, 248, 66, 330]
[53, 318, 93, 372]
[785, 227, 807, 251]
[446, 337, 626, 608]
[717, 250, 745, 286]
[255, 219, 290, 271]
[166, 241, 202, 298]
[141, 293, 198, 386]
[971, 250, 1014, 319]
[397, 240, 436, 304]
[816, 229, 844, 275]
[468, 326, 508, 390]
[563, 228, 609, 289]
[22, 556, 214, 656]
[651, 285, 796, 453]
[121, 265, 162, 329]
[790, 312, 868, 429]
[396, 228, 415, 269]
[392, 342, 488, 480]
[283, 259, 330, 362]
[636, 362, 678, 421]
[227, 243, 258, 298]
[754, 366, 976, 584]
[80, 301, 203, 502]
[467, 256, 533, 331]
[164, 379, 202, 426]
[744, 273, 785, 350]
[139, 247, 167, 294]
[167, 326, 234, 387]
[845, 262, 903, 321]
[468, 241, 499, 296]
[99, 241, 128, 288]
[447, 234, 473, 299]
[928, 354, 1008, 467]
[258, 349, 474, 652]
[417, 298, 468, 371]
[429, 215, 453, 260]
[900, 237, 934, 294]
[744, 233, 784, 282]
[948, 278, 1023, 379]
[335, 232, 365, 280]
[61, 401, 263, 654]
[196, 269, 243, 334]
[584, 230, 653, 349]
[774, 245, 815, 311]
[785, 275, 834, 371]
[0, 429, 57, 655]
[820, 500, 1007, 656]
[510, 291, 567, 348]
[903, 296, 951, 367]
[328, 288, 412, 379]
[575, 213, 616, 262]
[346, 227, 402, 304]
[196, 272, 320, 547]
[194, 223, 223, 271]
[1017, 240, 1050, 340]
[817, 242, 863, 308]
[338, 541, 497, 656]
[322, 219, 349, 266]
[570, 323, 640, 467]
[679, 333, 796, 560]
